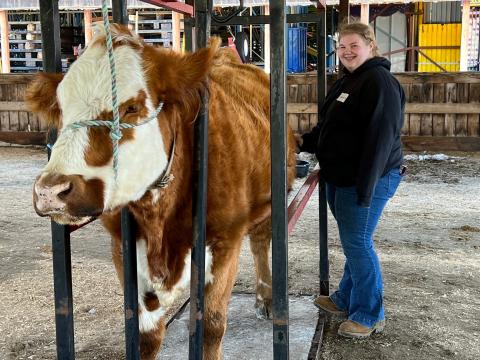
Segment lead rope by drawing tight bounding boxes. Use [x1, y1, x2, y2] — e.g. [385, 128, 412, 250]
[65, 4, 171, 187]
[101, 0, 121, 180]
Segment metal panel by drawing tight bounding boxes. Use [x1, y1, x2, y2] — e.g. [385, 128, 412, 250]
[40, 1, 75, 359]
[121, 210, 140, 360]
[418, 23, 461, 72]
[424, 1, 462, 24]
[0, 0, 466, 11]
[189, 1, 211, 359]
[50, 222, 75, 360]
[269, 1, 289, 359]
[376, 12, 407, 72]
[468, 7, 480, 71]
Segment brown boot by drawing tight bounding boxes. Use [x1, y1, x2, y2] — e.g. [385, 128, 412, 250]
[337, 320, 385, 339]
[313, 296, 347, 316]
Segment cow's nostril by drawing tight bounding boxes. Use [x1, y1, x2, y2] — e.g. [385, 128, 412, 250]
[57, 182, 73, 200]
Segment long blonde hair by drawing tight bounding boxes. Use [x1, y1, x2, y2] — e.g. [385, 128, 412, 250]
[338, 21, 381, 57]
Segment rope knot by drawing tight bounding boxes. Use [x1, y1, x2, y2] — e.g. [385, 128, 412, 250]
[110, 128, 123, 141]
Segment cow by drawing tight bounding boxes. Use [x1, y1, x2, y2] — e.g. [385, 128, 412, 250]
[27, 24, 296, 359]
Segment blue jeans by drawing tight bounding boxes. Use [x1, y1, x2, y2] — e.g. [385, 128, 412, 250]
[327, 168, 402, 328]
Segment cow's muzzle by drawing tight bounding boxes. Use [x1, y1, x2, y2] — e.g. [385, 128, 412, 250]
[33, 173, 105, 224]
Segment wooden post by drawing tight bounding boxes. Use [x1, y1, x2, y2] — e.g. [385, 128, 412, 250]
[84, 9, 93, 46]
[135, 11, 139, 35]
[264, 5, 270, 73]
[0, 10, 10, 73]
[360, 2, 369, 24]
[460, 0, 471, 71]
[172, 11, 183, 52]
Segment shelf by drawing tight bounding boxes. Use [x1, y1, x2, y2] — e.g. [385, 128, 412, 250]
[8, 21, 40, 25]
[137, 29, 172, 34]
[4, 49, 43, 53]
[9, 40, 43, 44]
[8, 30, 42, 34]
[143, 39, 171, 43]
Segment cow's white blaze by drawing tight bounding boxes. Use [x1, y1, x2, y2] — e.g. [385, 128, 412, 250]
[41, 28, 169, 211]
[136, 239, 214, 332]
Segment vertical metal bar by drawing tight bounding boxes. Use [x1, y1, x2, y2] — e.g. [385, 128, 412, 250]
[111, 2, 139, 359]
[39, 0, 62, 73]
[39, 1, 74, 359]
[189, 1, 211, 359]
[316, 9, 329, 297]
[121, 209, 140, 360]
[318, 178, 329, 296]
[51, 223, 75, 359]
[112, 0, 128, 25]
[185, 0, 194, 51]
[269, 1, 289, 359]
[317, 17, 326, 106]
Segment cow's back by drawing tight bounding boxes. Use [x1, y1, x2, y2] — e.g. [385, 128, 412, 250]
[206, 49, 296, 232]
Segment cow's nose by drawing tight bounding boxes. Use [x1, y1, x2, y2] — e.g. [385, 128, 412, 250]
[33, 176, 71, 215]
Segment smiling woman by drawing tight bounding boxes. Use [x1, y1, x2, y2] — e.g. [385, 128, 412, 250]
[297, 20, 406, 339]
[335, 22, 380, 73]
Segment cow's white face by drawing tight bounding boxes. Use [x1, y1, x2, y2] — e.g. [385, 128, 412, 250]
[28, 24, 218, 225]
[30, 26, 168, 224]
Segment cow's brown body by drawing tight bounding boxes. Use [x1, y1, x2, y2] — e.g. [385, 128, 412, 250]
[27, 24, 295, 359]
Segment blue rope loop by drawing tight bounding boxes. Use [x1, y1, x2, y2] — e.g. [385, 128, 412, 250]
[101, 0, 121, 179]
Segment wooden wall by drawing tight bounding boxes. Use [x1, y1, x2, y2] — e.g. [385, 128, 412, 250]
[287, 72, 480, 151]
[1, 72, 480, 151]
[0, 74, 45, 145]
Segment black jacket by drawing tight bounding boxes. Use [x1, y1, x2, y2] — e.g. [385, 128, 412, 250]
[300, 57, 405, 207]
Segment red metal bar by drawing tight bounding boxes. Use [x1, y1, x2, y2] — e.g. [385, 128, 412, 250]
[287, 170, 320, 235]
[383, 45, 460, 57]
[140, 0, 193, 16]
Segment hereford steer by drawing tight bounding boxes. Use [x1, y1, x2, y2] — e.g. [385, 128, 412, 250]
[27, 24, 295, 359]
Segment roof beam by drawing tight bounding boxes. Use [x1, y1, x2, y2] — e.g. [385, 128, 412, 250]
[140, 0, 193, 16]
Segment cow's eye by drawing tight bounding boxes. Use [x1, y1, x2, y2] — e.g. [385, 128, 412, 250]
[125, 105, 138, 114]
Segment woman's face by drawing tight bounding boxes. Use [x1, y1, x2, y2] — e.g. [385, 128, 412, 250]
[337, 33, 374, 72]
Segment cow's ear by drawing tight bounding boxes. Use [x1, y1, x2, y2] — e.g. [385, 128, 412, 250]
[25, 72, 63, 128]
[177, 36, 221, 90]
[146, 37, 221, 105]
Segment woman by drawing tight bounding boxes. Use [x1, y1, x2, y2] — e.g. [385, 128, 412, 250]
[298, 21, 406, 338]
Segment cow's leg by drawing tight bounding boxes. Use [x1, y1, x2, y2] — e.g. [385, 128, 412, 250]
[249, 217, 272, 319]
[138, 295, 166, 360]
[203, 239, 242, 360]
[110, 233, 166, 360]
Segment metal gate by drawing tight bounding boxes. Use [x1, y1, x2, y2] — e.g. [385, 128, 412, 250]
[39, 1, 329, 359]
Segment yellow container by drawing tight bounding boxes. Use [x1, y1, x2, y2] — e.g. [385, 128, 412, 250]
[418, 23, 461, 72]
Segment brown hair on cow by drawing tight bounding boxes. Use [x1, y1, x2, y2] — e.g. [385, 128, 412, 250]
[25, 72, 64, 128]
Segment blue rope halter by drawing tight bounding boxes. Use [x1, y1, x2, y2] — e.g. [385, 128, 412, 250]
[64, 1, 164, 181]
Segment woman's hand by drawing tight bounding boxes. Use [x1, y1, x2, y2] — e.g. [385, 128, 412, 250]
[294, 133, 303, 153]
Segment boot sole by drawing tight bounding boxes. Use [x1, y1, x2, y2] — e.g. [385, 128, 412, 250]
[337, 321, 385, 339]
[313, 301, 347, 317]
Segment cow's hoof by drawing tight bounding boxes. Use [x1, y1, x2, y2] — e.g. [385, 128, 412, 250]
[255, 299, 272, 320]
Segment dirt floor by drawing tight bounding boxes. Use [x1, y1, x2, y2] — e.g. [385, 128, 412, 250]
[0, 146, 479, 360]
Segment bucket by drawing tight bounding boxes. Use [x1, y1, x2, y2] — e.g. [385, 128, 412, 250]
[296, 160, 310, 178]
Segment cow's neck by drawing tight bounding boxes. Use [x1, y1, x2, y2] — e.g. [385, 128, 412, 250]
[129, 104, 197, 288]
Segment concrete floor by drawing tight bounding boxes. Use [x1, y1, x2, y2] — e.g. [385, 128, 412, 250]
[161, 294, 318, 359]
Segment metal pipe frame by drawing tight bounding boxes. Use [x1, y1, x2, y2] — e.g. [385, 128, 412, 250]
[41, 0, 329, 358]
[316, 12, 329, 298]
[211, 13, 326, 26]
[269, 2, 289, 358]
[189, 1, 212, 359]
[39, 1, 74, 359]
[110, 3, 141, 359]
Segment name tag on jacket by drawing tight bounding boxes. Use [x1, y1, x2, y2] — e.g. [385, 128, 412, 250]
[336, 93, 349, 103]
